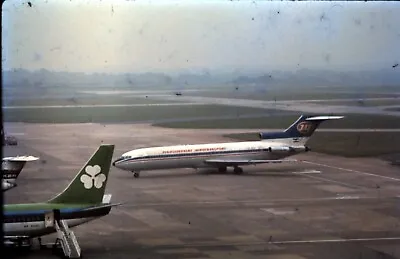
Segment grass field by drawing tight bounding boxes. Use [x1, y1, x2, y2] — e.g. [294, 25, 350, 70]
[185, 89, 397, 101]
[223, 131, 400, 157]
[2, 96, 180, 106]
[154, 114, 400, 129]
[3, 105, 272, 123]
[310, 99, 400, 107]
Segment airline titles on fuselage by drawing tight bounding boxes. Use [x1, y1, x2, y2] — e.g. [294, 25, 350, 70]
[162, 147, 226, 154]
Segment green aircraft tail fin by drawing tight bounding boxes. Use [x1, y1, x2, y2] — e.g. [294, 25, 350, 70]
[47, 144, 115, 204]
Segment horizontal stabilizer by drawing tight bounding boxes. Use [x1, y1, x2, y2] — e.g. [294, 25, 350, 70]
[3, 156, 39, 162]
[305, 116, 344, 121]
[204, 159, 298, 166]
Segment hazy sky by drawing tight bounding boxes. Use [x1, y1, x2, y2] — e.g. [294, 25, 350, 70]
[2, 0, 400, 74]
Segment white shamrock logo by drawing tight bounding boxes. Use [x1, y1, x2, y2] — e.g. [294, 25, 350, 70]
[80, 165, 107, 189]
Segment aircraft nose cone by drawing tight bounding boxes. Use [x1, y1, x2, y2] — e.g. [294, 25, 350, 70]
[112, 157, 123, 167]
[112, 157, 127, 168]
[112, 159, 119, 167]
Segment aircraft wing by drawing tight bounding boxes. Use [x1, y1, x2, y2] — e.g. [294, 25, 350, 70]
[204, 159, 298, 166]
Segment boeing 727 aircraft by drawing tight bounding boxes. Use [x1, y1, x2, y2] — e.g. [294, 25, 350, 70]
[113, 115, 344, 178]
[2, 155, 39, 191]
[3, 144, 117, 258]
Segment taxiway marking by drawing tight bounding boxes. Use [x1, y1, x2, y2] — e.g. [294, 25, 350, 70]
[270, 237, 400, 245]
[123, 195, 379, 208]
[302, 161, 400, 182]
[292, 170, 321, 174]
[260, 208, 296, 215]
[298, 173, 364, 189]
[156, 236, 400, 248]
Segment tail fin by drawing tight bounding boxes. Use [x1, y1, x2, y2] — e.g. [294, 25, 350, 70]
[259, 115, 344, 144]
[47, 144, 115, 205]
[284, 115, 344, 138]
[2, 156, 39, 182]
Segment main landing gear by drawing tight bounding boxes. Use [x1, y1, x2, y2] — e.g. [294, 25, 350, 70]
[217, 166, 243, 174]
[132, 171, 140, 178]
[233, 166, 243, 175]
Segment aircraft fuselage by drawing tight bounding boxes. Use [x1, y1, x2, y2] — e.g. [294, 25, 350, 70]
[4, 217, 96, 238]
[3, 203, 112, 238]
[113, 140, 301, 172]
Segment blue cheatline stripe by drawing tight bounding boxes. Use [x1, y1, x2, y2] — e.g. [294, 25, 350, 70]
[3, 207, 86, 216]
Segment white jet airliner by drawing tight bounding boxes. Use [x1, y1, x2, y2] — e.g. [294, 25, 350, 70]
[113, 115, 344, 178]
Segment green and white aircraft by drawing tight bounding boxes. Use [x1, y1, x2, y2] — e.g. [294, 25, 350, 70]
[3, 144, 117, 248]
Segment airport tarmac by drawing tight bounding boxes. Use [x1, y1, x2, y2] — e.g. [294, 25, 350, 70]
[3, 122, 400, 259]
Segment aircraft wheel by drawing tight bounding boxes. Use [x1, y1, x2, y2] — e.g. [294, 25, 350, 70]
[133, 172, 140, 178]
[233, 167, 243, 175]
